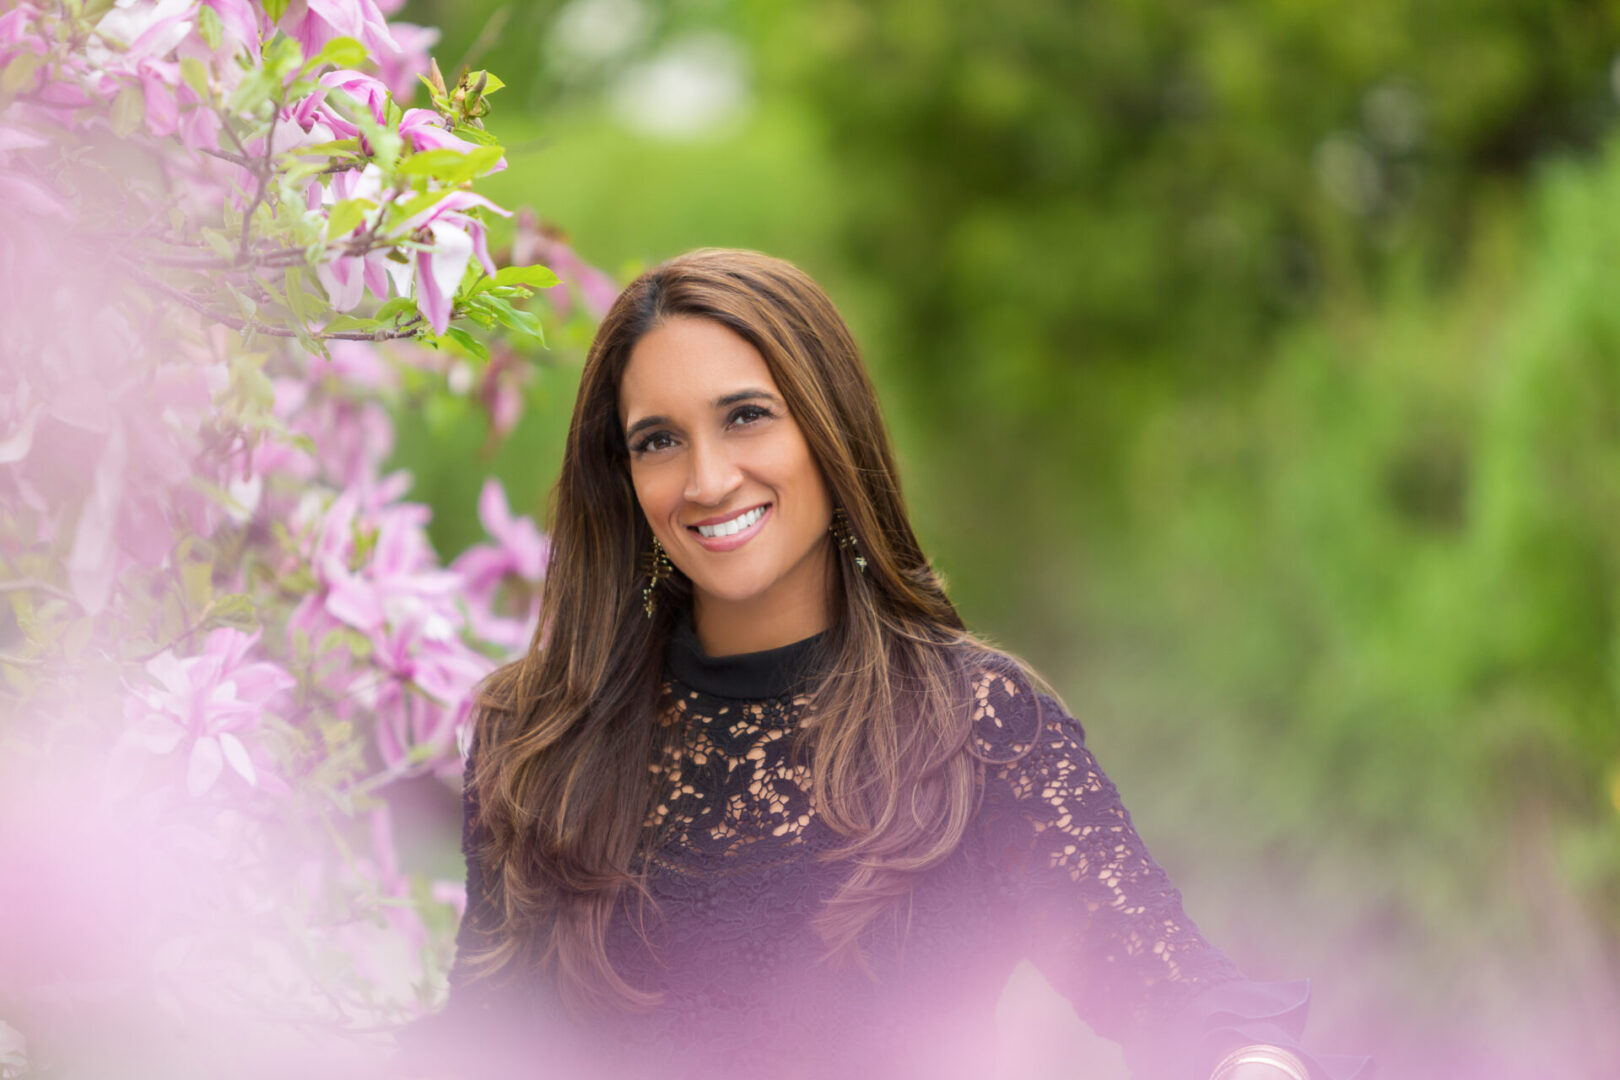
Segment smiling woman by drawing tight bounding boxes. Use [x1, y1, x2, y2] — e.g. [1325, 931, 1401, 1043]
[620, 315, 836, 656]
[405, 250, 1371, 1080]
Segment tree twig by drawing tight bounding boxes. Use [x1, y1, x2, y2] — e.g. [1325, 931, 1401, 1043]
[132, 270, 425, 341]
[0, 579, 83, 607]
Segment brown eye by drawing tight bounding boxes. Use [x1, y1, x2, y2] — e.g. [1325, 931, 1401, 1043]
[631, 431, 676, 455]
[729, 404, 773, 427]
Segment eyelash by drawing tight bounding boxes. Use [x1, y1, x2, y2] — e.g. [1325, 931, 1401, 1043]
[630, 404, 775, 456]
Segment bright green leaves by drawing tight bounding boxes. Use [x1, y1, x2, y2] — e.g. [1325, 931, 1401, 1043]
[110, 82, 144, 137]
[196, 4, 224, 50]
[395, 145, 505, 184]
[326, 198, 375, 241]
[306, 36, 368, 74]
[492, 264, 561, 289]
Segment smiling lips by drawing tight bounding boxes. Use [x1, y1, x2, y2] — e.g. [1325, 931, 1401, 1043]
[688, 503, 771, 550]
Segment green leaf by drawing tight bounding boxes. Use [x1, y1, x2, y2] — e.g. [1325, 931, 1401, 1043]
[493, 264, 561, 289]
[394, 187, 451, 222]
[181, 559, 214, 610]
[197, 3, 223, 50]
[201, 228, 236, 260]
[309, 36, 366, 72]
[230, 354, 275, 411]
[207, 594, 260, 632]
[396, 145, 505, 184]
[495, 304, 546, 347]
[355, 109, 403, 173]
[326, 197, 373, 240]
[262, 0, 290, 22]
[61, 617, 95, 660]
[262, 34, 304, 82]
[283, 266, 312, 326]
[473, 72, 505, 95]
[441, 326, 491, 363]
[375, 296, 418, 322]
[0, 52, 42, 96]
[449, 124, 501, 148]
[110, 83, 144, 137]
[225, 282, 257, 320]
[321, 314, 381, 334]
[226, 61, 281, 113]
[475, 293, 547, 347]
[180, 57, 211, 99]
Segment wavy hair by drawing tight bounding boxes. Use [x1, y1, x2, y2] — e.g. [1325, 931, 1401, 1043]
[467, 248, 1049, 1013]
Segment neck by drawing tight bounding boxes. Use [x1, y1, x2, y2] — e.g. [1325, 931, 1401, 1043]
[692, 562, 833, 656]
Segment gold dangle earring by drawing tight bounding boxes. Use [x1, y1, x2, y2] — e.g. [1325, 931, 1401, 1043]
[642, 534, 675, 618]
[829, 507, 867, 573]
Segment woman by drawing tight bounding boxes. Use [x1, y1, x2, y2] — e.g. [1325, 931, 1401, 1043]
[422, 249, 1370, 1080]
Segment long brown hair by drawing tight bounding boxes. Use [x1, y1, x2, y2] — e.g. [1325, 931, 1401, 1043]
[468, 248, 1047, 1013]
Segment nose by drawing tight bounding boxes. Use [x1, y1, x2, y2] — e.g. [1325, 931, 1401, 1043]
[683, 434, 742, 506]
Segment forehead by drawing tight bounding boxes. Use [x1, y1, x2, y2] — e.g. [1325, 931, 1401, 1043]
[618, 316, 779, 419]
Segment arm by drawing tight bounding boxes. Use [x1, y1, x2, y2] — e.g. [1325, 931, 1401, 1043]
[969, 663, 1371, 1080]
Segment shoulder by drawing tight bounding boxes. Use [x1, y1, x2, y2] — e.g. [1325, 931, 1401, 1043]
[957, 648, 1082, 765]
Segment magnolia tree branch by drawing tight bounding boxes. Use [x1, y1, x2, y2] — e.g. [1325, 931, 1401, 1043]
[0, 579, 84, 606]
[133, 271, 425, 341]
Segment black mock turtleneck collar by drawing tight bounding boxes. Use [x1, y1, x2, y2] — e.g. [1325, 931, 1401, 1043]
[665, 608, 831, 700]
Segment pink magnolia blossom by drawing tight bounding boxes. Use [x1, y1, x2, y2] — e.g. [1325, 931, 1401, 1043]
[387, 190, 513, 334]
[295, 69, 389, 143]
[455, 476, 548, 589]
[452, 476, 547, 651]
[257, 343, 400, 490]
[510, 209, 619, 321]
[398, 108, 506, 173]
[369, 612, 491, 773]
[478, 347, 530, 439]
[0, 370, 42, 466]
[286, 486, 491, 772]
[122, 629, 296, 798]
[91, 0, 196, 72]
[317, 493, 461, 636]
[374, 21, 438, 100]
[199, 0, 263, 60]
[313, 165, 394, 310]
[278, 0, 396, 62]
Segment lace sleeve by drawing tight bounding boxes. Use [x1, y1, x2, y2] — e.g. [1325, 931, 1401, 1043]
[447, 748, 499, 994]
[970, 663, 1244, 1077]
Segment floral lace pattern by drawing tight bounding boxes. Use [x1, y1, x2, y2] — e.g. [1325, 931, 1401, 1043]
[443, 657, 1247, 1079]
[642, 685, 822, 859]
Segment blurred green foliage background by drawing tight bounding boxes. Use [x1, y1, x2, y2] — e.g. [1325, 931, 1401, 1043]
[392, 1, 1620, 1074]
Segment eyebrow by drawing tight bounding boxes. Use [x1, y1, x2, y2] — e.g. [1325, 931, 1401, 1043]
[622, 389, 783, 443]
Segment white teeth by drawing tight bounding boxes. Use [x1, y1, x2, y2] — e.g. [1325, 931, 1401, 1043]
[696, 505, 766, 539]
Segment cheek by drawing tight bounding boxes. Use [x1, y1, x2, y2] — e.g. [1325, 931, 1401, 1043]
[629, 466, 678, 519]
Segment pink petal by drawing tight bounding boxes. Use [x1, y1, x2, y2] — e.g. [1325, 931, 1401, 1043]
[145, 652, 193, 700]
[477, 477, 512, 536]
[414, 222, 472, 335]
[218, 732, 257, 786]
[141, 75, 178, 137]
[325, 573, 386, 632]
[187, 737, 223, 797]
[130, 712, 186, 753]
[0, 405, 40, 465]
[315, 254, 365, 311]
[68, 431, 125, 616]
[202, 0, 263, 57]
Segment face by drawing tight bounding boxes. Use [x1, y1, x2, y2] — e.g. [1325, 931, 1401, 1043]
[618, 315, 835, 640]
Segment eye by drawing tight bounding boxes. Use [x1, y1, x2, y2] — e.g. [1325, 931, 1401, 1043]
[729, 404, 774, 428]
[629, 430, 676, 455]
